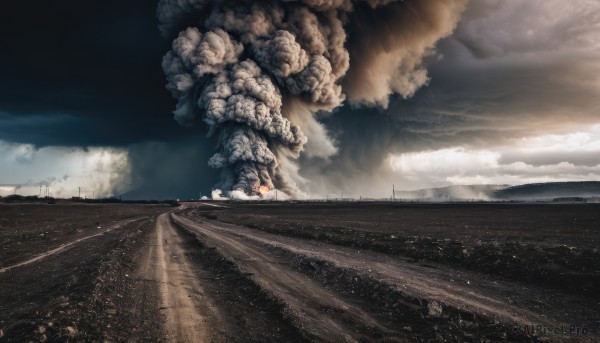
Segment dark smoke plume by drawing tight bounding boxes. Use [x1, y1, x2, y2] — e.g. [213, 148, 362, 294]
[159, 0, 467, 198]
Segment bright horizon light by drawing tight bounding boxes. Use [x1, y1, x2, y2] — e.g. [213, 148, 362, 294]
[389, 124, 600, 190]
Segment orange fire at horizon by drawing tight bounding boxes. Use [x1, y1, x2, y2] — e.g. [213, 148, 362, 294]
[259, 185, 270, 195]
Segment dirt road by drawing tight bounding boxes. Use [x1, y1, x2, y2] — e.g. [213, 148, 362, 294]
[134, 212, 304, 343]
[0, 203, 299, 342]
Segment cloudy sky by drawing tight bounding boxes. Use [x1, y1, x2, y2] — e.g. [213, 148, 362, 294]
[1, 0, 599, 199]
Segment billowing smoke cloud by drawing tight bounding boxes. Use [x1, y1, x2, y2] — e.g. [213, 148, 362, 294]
[159, 0, 467, 197]
[343, 0, 468, 107]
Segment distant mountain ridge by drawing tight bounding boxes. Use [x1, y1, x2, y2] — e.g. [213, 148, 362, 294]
[493, 181, 600, 200]
[395, 181, 600, 201]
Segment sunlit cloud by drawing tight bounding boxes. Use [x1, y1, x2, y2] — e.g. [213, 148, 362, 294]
[390, 148, 500, 175]
[0, 140, 131, 198]
[389, 125, 600, 190]
[511, 124, 600, 153]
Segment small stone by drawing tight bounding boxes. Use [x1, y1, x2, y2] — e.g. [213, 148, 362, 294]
[403, 326, 413, 332]
[428, 301, 443, 317]
[36, 325, 46, 334]
[65, 326, 77, 337]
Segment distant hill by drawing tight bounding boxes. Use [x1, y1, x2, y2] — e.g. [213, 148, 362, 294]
[394, 184, 508, 201]
[493, 181, 600, 200]
[394, 181, 600, 201]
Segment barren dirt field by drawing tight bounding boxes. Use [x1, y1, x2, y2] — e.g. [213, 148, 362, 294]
[1, 201, 598, 342]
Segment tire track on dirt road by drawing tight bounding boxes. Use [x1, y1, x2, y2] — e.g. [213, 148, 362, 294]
[145, 213, 225, 342]
[177, 215, 542, 323]
[0, 218, 146, 274]
[0, 214, 163, 342]
[171, 213, 407, 342]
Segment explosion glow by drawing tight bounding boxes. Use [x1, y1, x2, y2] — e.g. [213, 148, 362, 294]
[259, 185, 270, 195]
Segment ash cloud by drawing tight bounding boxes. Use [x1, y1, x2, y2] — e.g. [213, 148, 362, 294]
[158, 0, 467, 197]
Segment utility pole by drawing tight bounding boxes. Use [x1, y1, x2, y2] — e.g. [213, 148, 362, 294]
[275, 189, 278, 201]
[78, 187, 81, 198]
[39, 185, 42, 197]
[393, 184, 395, 202]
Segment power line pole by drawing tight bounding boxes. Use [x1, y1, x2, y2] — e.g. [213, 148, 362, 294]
[275, 189, 278, 201]
[78, 187, 81, 198]
[393, 184, 395, 202]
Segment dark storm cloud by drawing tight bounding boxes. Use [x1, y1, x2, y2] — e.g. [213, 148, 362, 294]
[0, 0, 221, 198]
[124, 136, 219, 200]
[0, 0, 183, 147]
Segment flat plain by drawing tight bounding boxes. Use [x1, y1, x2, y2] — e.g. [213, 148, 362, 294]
[1, 201, 598, 342]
